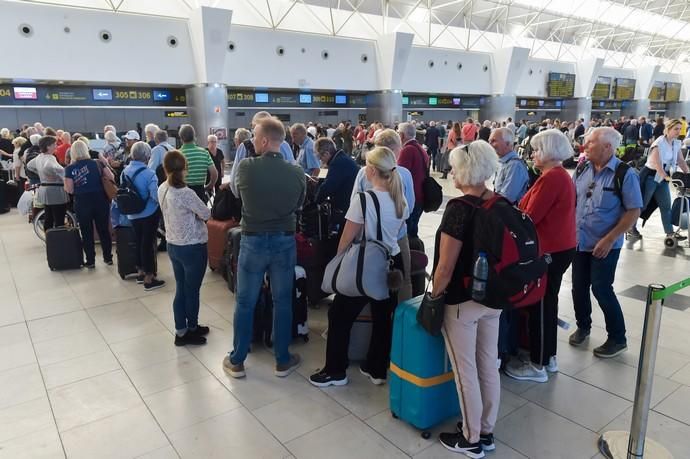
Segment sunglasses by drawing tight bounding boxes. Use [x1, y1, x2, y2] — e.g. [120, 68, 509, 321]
[586, 182, 596, 199]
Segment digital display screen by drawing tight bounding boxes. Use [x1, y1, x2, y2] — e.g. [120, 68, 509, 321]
[335, 95, 347, 104]
[254, 93, 269, 103]
[613, 78, 636, 100]
[92, 89, 112, 101]
[402, 96, 409, 105]
[665, 82, 681, 102]
[452, 98, 461, 105]
[299, 94, 312, 104]
[428, 97, 438, 105]
[649, 81, 665, 101]
[547, 73, 576, 98]
[13, 87, 37, 100]
[591, 76, 611, 99]
[555, 100, 562, 107]
[153, 90, 171, 101]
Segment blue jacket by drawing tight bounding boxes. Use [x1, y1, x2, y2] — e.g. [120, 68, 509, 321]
[121, 161, 159, 220]
[640, 123, 653, 142]
[315, 150, 359, 213]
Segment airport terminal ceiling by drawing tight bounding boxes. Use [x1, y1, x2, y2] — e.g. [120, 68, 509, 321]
[9, 0, 690, 72]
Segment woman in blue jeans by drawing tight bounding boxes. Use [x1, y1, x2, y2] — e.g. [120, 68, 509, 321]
[628, 119, 690, 241]
[63, 139, 113, 268]
[158, 150, 212, 346]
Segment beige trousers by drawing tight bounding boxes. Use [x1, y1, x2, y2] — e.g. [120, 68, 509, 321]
[442, 300, 501, 443]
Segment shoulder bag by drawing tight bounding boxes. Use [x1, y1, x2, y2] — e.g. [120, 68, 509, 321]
[97, 160, 118, 201]
[415, 143, 443, 212]
[321, 190, 392, 300]
[416, 279, 446, 336]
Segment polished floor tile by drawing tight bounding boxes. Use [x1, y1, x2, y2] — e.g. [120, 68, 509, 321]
[0, 364, 46, 411]
[0, 426, 65, 459]
[41, 350, 121, 390]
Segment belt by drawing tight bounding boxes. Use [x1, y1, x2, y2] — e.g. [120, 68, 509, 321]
[40, 183, 63, 187]
[242, 231, 295, 236]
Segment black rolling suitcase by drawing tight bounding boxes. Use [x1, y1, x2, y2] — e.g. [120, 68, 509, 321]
[253, 279, 273, 348]
[0, 180, 9, 214]
[223, 227, 242, 293]
[116, 226, 138, 279]
[46, 227, 83, 271]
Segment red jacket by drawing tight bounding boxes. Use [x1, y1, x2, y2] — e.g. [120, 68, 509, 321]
[397, 140, 429, 206]
[519, 166, 576, 254]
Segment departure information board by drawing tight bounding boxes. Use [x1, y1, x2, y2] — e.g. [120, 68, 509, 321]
[517, 99, 563, 109]
[227, 89, 366, 108]
[649, 81, 666, 101]
[613, 78, 636, 100]
[591, 76, 611, 99]
[665, 82, 681, 102]
[402, 94, 483, 108]
[0, 85, 186, 106]
[547, 73, 576, 98]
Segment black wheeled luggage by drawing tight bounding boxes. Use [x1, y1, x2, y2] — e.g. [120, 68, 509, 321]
[224, 227, 242, 293]
[115, 226, 138, 279]
[46, 227, 83, 271]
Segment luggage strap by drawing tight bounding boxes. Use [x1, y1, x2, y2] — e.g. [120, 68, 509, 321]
[389, 362, 454, 388]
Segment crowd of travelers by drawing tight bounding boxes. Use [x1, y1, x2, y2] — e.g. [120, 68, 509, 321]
[1, 109, 687, 458]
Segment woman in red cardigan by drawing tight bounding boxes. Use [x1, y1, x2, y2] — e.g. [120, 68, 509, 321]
[505, 129, 577, 383]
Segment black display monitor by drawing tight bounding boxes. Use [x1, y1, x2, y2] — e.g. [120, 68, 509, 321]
[547, 73, 576, 98]
[591, 76, 611, 99]
[613, 78, 636, 100]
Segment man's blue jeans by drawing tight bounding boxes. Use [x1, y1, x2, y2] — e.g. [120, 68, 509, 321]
[406, 204, 424, 239]
[230, 233, 296, 365]
[168, 243, 208, 333]
[571, 249, 627, 344]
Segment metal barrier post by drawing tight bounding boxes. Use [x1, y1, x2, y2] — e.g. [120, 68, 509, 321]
[599, 284, 672, 459]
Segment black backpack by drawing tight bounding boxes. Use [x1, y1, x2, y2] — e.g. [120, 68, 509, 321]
[211, 188, 242, 222]
[116, 167, 148, 215]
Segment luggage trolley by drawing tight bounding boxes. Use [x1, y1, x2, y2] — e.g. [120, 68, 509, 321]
[666, 172, 690, 249]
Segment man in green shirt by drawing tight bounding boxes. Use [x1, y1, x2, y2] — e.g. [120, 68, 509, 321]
[178, 124, 218, 203]
[223, 116, 305, 379]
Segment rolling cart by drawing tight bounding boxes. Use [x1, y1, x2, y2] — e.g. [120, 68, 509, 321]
[666, 172, 690, 249]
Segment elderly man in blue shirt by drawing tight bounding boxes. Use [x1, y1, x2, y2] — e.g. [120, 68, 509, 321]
[569, 127, 642, 359]
[290, 123, 320, 177]
[490, 127, 529, 204]
[228, 111, 295, 197]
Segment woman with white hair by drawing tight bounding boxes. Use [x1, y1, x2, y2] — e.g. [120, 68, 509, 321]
[64, 140, 114, 268]
[121, 141, 165, 291]
[504, 129, 576, 384]
[0, 128, 13, 159]
[144, 123, 159, 148]
[103, 130, 125, 179]
[432, 140, 501, 457]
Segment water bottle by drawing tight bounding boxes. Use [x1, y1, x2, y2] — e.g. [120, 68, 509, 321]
[471, 252, 489, 302]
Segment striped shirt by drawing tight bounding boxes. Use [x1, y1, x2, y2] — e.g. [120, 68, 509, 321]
[180, 143, 214, 186]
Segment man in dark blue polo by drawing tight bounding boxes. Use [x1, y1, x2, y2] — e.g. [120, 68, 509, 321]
[570, 127, 642, 358]
[313, 137, 359, 231]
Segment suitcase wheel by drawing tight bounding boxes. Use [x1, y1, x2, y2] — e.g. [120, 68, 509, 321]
[120, 273, 126, 280]
[391, 412, 398, 419]
[421, 431, 431, 440]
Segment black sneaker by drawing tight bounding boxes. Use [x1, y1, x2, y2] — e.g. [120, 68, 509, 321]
[308, 369, 348, 387]
[188, 325, 210, 336]
[174, 332, 207, 346]
[84, 263, 96, 269]
[144, 279, 165, 292]
[593, 339, 627, 358]
[569, 328, 590, 346]
[439, 431, 485, 458]
[136, 274, 145, 284]
[104, 258, 113, 266]
[456, 422, 495, 451]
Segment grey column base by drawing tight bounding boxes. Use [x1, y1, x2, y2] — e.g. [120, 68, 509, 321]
[598, 431, 672, 459]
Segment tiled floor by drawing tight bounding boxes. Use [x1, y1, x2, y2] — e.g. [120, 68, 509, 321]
[2, 171, 690, 458]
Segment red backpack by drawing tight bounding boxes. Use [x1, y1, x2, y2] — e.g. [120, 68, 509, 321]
[459, 195, 549, 309]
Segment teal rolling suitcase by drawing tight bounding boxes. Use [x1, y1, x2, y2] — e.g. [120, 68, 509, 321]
[389, 296, 460, 438]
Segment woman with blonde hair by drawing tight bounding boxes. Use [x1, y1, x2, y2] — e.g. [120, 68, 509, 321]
[432, 140, 502, 457]
[628, 118, 690, 242]
[63, 139, 114, 268]
[310, 146, 409, 388]
[158, 150, 211, 346]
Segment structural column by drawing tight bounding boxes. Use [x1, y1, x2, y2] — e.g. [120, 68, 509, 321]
[479, 96, 517, 123]
[561, 98, 593, 125]
[186, 84, 230, 154]
[369, 32, 413, 126]
[621, 99, 650, 119]
[366, 91, 403, 127]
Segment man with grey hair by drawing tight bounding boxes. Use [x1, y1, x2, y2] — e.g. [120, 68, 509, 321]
[228, 111, 295, 197]
[148, 130, 173, 175]
[179, 124, 217, 203]
[569, 127, 642, 358]
[490, 127, 529, 204]
[291, 123, 320, 177]
[424, 120, 441, 172]
[313, 137, 359, 228]
[397, 122, 429, 239]
[23, 133, 43, 185]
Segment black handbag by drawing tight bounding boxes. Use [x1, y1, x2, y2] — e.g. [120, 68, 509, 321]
[416, 280, 446, 336]
[415, 143, 443, 212]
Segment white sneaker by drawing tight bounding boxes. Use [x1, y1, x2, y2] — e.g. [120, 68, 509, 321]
[546, 356, 559, 373]
[504, 361, 548, 383]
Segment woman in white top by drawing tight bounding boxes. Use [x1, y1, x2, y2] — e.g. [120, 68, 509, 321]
[310, 146, 409, 388]
[26, 136, 70, 230]
[158, 150, 212, 347]
[628, 119, 690, 241]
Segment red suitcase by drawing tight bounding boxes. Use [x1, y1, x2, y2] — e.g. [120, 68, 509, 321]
[207, 218, 238, 271]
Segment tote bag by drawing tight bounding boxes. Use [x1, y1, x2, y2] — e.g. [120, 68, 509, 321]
[322, 191, 391, 301]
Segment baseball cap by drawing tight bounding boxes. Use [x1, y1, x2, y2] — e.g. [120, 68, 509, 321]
[124, 130, 140, 140]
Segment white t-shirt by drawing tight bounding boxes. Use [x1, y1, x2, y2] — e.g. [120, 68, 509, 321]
[645, 136, 681, 173]
[345, 189, 409, 256]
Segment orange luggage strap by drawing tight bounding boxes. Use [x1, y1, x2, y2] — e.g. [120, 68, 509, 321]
[389, 362, 454, 388]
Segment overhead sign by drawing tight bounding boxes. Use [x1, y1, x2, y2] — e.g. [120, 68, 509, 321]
[591, 76, 611, 99]
[14, 87, 37, 100]
[665, 82, 681, 102]
[648, 81, 665, 101]
[0, 85, 186, 106]
[403, 94, 483, 108]
[92, 89, 113, 101]
[165, 110, 188, 118]
[547, 73, 576, 98]
[613, 78, 636, 100]
[227, 89, 366, 108]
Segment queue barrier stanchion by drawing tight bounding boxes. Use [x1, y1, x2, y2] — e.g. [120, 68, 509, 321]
[599, 278, 690, 459]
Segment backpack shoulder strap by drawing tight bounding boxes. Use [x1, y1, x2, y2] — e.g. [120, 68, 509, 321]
[366, 190, 383, 241]
[613, 161, 631, 201]
[358, 192, 368, 240]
